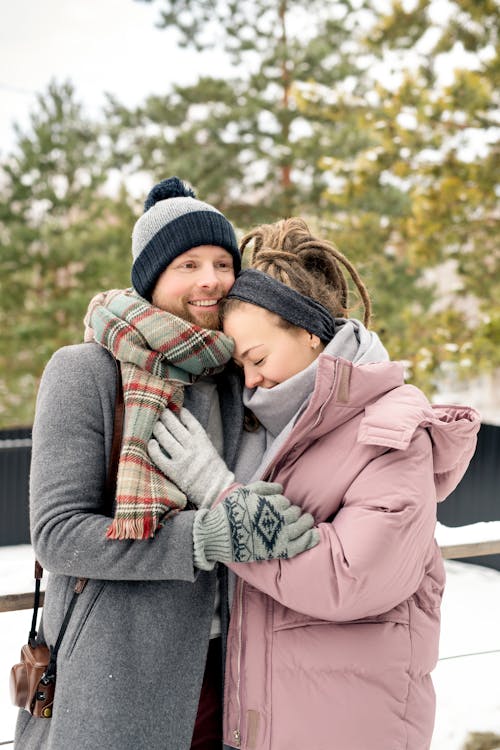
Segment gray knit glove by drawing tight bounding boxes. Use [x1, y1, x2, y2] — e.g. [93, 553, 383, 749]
[193, 481, 319, 570]
[147, 407, 235, 509]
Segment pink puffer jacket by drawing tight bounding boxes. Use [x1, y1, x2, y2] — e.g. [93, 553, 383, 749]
[223, 356, 480, 750]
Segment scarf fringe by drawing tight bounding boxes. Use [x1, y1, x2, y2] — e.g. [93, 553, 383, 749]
[105, 511, 179, 541]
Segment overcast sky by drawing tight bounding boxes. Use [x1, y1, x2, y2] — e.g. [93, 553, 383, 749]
[0, 0, 227, 155]
[0, 0, 486, 161]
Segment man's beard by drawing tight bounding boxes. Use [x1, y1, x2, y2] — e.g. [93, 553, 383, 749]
[173, 300, 222, 331]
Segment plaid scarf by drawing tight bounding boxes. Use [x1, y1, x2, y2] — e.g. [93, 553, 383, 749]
[84, 289, 234, 540]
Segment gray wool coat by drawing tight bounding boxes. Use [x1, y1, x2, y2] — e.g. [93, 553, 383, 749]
[15, 343, 243, 750]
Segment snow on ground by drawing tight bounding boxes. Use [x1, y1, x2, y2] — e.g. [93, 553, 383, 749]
[436, 520, 500, 546]
[1, 542, 500, 748]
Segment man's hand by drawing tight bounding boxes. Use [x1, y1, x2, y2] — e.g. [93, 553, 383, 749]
[193, 481, 319, 570]
[147, 407, 235, 508]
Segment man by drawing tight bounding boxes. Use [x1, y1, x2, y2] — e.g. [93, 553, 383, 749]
[16, 178, 316, 749]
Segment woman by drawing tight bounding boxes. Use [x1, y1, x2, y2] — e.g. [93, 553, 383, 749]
[148, 218, 480, 750]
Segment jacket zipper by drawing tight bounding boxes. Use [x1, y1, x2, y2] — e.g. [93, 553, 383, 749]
[231, 359, 342, 746]
[232, 577, 245, 746]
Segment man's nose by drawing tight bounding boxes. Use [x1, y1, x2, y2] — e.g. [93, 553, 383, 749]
[196, 264, 220, 288]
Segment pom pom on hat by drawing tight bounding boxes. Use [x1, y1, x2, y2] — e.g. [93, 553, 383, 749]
[144, 177, 195, 211]
[131, 176, 240, 300]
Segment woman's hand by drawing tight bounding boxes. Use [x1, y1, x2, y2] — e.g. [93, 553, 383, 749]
[193, 481, 319, 570]
[148, 407, 235, 508]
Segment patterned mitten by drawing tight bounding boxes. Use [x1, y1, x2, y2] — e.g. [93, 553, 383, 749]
[193, 481, 319, 570]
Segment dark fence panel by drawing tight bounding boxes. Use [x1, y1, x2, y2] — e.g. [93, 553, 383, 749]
[0, 427, 31, 546]
[437, 422, 500, 571]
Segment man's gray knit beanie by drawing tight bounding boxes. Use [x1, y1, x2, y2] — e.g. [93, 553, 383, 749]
[131, 177, 240, 300]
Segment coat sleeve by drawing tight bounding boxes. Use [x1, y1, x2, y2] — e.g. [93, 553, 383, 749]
[227, 428, 438, 621]
[30, 345, 198, 582]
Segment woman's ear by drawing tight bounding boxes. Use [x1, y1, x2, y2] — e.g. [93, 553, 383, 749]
[309, 333, 321, 350]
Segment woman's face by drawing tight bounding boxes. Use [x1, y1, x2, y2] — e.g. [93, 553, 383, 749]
[223, 302, 323, 389]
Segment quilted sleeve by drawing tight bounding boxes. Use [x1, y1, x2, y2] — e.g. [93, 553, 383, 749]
[227, 427, 438, 621]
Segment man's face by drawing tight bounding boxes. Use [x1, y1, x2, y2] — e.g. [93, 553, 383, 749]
[151, 245, 236, 330]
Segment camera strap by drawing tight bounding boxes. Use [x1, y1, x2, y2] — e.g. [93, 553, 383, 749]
[28, 561, 44, 649]
[28, 355, 124, 680]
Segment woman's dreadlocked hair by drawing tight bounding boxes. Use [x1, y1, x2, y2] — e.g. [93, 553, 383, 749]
[236, 217, 372, 327]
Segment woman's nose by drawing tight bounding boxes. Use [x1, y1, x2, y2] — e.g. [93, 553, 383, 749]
[244, 366, 263, 389]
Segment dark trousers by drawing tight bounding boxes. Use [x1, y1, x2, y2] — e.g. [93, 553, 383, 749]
[190, 637, 223, 750]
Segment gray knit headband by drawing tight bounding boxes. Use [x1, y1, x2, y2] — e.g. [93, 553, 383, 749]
[226, 269, 336, 343]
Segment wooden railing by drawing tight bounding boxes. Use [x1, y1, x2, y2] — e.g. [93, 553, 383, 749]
[0, 590, 44, 614]
[440, 539, 500, 560]
[1, 540, 500, 614]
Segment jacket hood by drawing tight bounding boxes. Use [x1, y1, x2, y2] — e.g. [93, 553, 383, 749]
[292, 356, 481, 503]
[324, 317, 389, 364]
[356, 381, 481, 502]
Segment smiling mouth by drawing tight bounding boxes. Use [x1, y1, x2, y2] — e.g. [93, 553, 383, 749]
[189, 299, 220, 308]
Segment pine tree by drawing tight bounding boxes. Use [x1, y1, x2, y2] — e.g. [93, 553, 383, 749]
[113, 0, 380, 221]
[0, 81, 136, 427]
[355, 0, 500, 382]
[127, 0, 498, 390]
